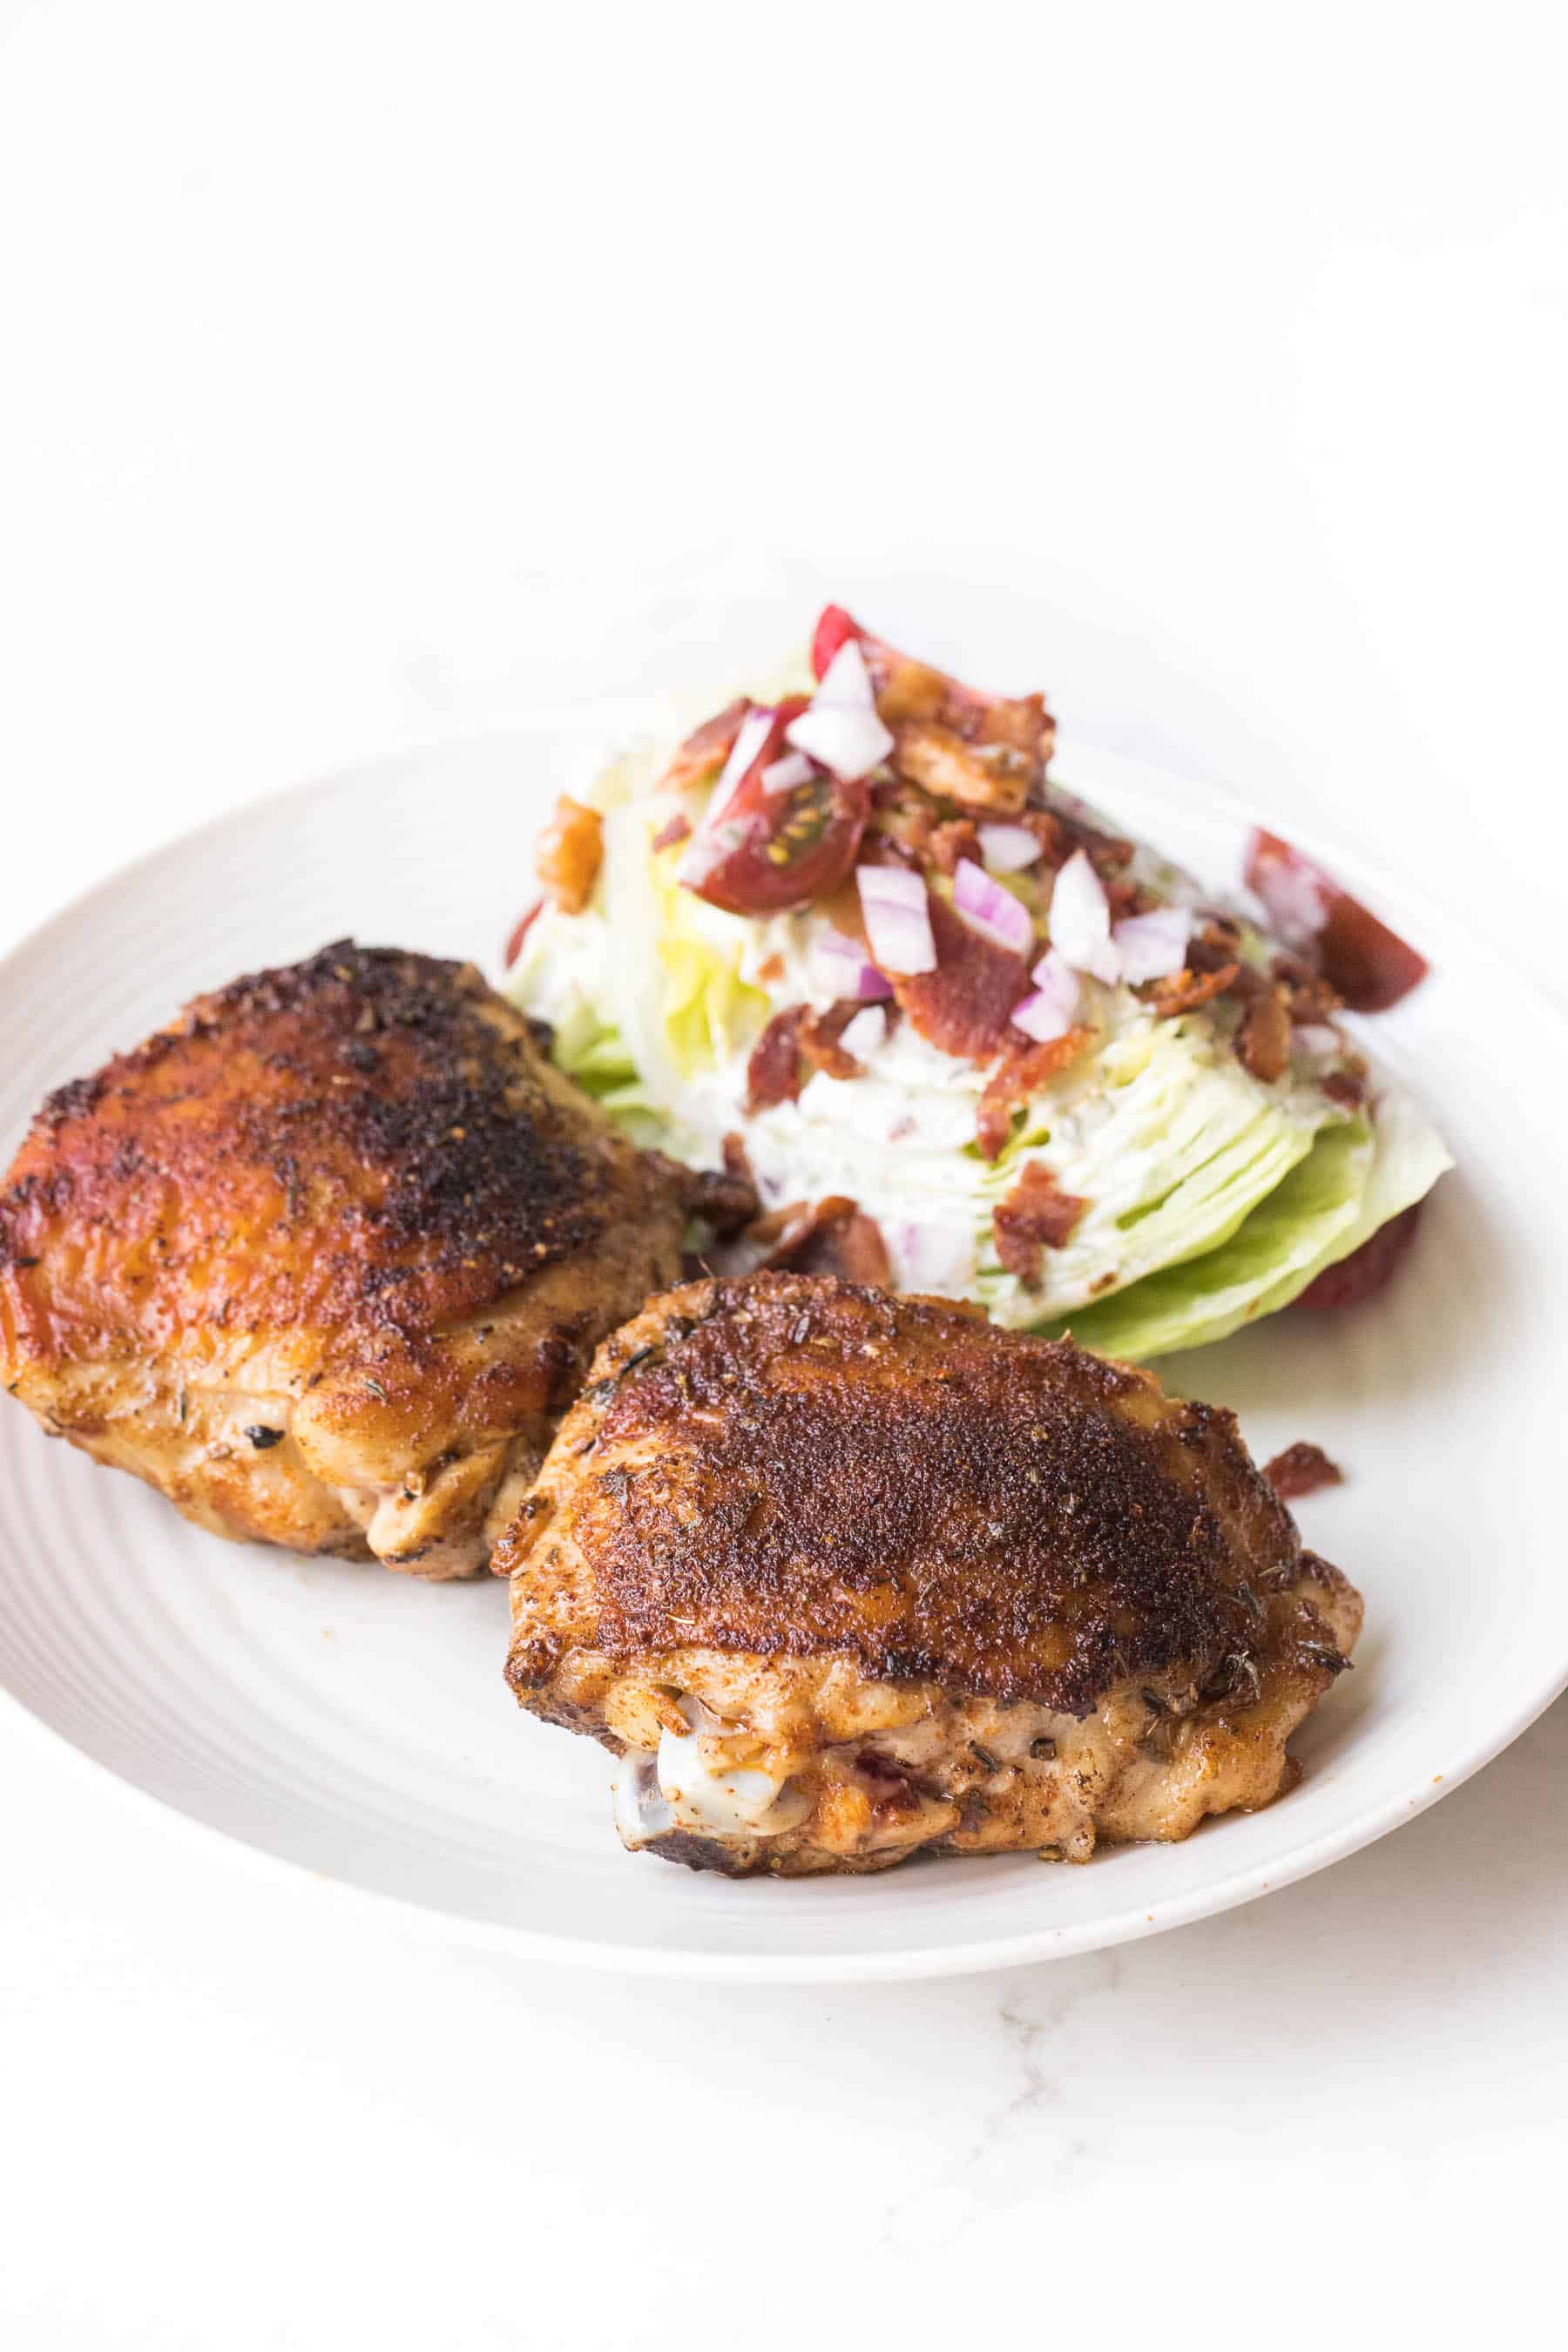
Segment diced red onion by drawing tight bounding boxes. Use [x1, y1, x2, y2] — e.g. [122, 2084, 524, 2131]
[811, 929, 895, 1003]
[1010, 990, 1074, 1043]
[1047, 849, 1119, 981]
[1294, 1022, 1342, 1057]
[1111, 905, 1191, 984]
[760, 750, 815, 795]
[814, 637, 878, 710]
[836, 1005, 887, 1061]
[1252, 858, 1328, 950]
[977, 821, 1043, 874]
[786, 702, 894, 782]
[709, 705, 776, 817]
[857, 864, 937, 975]
[1029, 945, 1083, 1021]
[952, 858, 1034, 955]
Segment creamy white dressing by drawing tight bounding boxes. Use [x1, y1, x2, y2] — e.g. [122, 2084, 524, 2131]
[504, 718, 1416, 1343]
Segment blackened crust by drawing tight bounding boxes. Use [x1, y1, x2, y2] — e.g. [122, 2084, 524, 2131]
[543, 1274, 1304, 1714]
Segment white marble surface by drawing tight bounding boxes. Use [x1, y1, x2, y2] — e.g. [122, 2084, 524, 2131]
[2, 7, 1565, 2343]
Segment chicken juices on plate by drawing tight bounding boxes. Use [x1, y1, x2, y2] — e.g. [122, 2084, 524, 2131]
[0, 942, 749, 1576]
[497, 1273, 1362, 1875]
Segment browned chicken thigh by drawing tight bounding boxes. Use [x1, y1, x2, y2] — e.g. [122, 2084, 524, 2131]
[498, 1273, 1362, 1871]
[0, 942, 740, 1577]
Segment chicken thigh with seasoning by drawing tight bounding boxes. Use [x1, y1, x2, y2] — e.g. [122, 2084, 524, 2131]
[498, 1272, 1362, 1872]
[0, 942, 747, 1577]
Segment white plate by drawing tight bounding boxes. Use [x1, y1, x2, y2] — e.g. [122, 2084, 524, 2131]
[2, 728, 1564, 1981]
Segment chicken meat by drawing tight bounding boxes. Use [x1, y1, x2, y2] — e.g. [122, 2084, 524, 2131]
[0, 941, 747, 1576]
[498, 1271, 1362, 1872]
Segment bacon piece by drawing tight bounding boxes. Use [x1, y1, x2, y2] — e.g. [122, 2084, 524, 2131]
[745, 1006, 808, 1114]
[1321, 1071, 1366, 1109]
[1263, 1442, 1345, 1501]
[659, 696, 752, 794]
[811, 606, 1054, 801]
[651, 812, 692, 853]
[1144, 963, 1240, 1017]
[1271, 955, 1343, 1022]
[991, 1163, 1088, 1288]
[534, 796, 604, 914]
[1058, 816, 1136, 876]
[927, 817, 981, 875]
[895, 890, 1031, 1062]
[976, 1028, 1095, 1160]
[1237, 986, 1292, 1083]
[800, 1002, 868, 1081]
[721, 1132, 755, 1188]
[646, 1152, 759, 1239]
[890, 720, 1031, 816]
[750, 1196, 892, 1286]
[1021, 808, 1068, 867]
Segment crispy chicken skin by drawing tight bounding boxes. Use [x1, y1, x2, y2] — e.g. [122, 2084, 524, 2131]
[0, 941, 717, 1577]
[498, 1273, 1363, 1873]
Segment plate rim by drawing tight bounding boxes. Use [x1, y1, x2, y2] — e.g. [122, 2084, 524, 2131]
[3, 720, 1565, 1983]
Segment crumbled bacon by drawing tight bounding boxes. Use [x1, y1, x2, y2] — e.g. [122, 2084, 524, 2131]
[976, 1028, 1095, 1159]
[659, 696, 751, 793]
[721, 1132, 755, 1188]
[1188, 916, 1246, 973]
[890, 720, 1032, 816]
[750, 1196, 892, 1286]
[895, 890, 1031, 1061]
[647, 1152, 760, 1240]
[1263, 1442, 1345, 1501]
[991, 1163, 1088, 1288]
[1105, 875, 1158, 919]
[1272, 956, 1343, 1023]
[1144, 963, 1240, 1017]
[1321, 1071, 1365, 1109]
[1237, 985, 1293, 1083]
[745, 1006, 808, 1113]
[927, 817, 981, 875]
[534, 795, 604, 914]
[651, 811, 692, 853]
[1058, 814, 1135, 875]
[800, 1002, 869, 1080]
[1020, 808, 1068, 867]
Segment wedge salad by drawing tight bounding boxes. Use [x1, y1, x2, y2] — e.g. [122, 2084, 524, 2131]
[504, 606, 1450, 1359]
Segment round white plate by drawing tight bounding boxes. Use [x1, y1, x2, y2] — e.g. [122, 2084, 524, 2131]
[2, 728, 1564, 1981]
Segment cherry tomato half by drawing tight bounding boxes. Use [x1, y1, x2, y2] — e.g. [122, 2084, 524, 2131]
[1246, 829, 1429, 1014]
[1294, 1202, 1423, 1310]
[809, 604, 1033, 738]
[679, 697, 870, 916]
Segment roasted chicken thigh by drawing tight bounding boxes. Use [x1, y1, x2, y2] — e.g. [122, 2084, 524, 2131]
[499, 1273, 1362, 1872]
[0, 942, 740, 1577]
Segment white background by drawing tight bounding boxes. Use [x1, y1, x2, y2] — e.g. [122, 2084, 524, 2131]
[2, 5, 1565, 2346]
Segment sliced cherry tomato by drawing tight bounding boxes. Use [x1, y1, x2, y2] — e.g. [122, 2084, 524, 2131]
[1246, 829, 1429, 1013]
[809, 605, 1051, 787]
[680, 697, 870, 916]
[811, 604, 863, 681]
[1294, 1203, 1423, 1311]
[503, 896, 544, 969]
